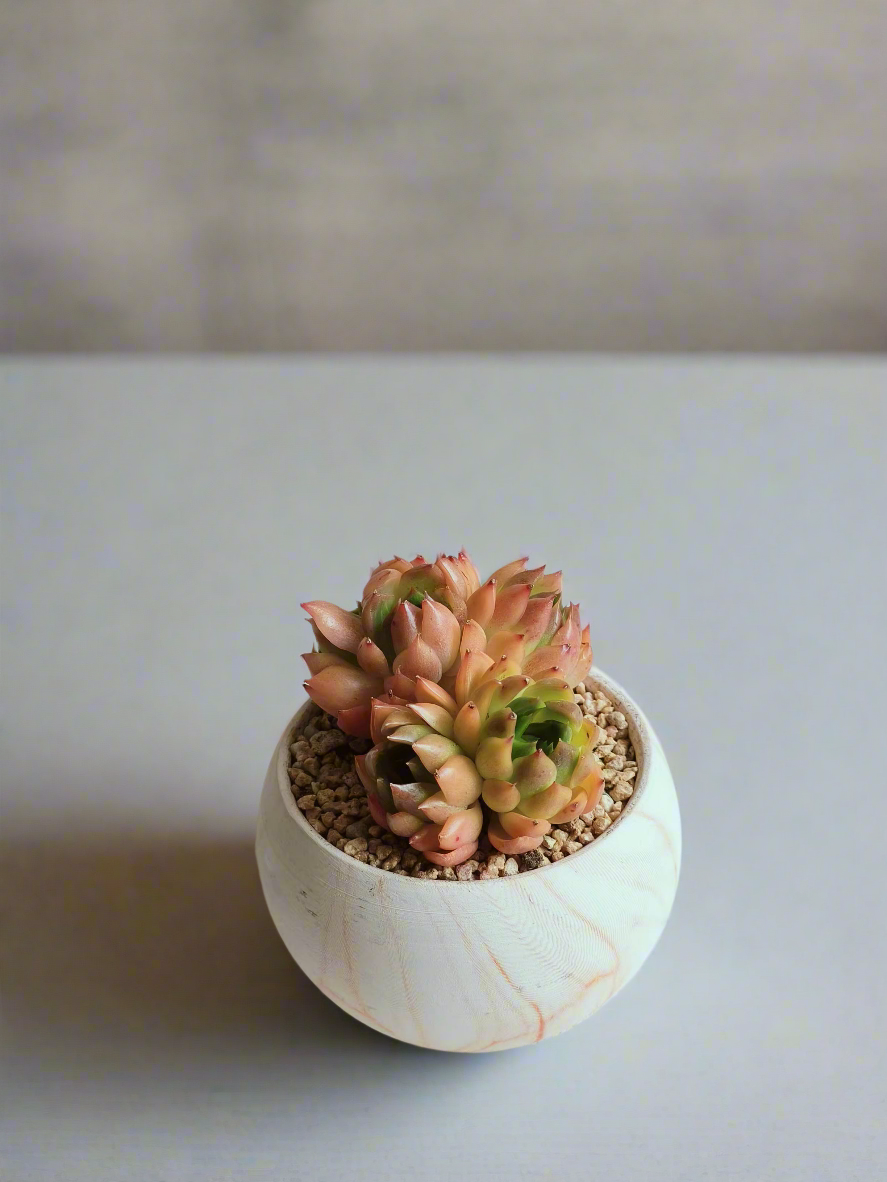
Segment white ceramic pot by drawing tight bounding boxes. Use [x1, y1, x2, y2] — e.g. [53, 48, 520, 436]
[256, 669, 680, 1051]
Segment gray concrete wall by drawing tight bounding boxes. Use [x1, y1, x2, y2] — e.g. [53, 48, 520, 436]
[2, 1, 885, 351]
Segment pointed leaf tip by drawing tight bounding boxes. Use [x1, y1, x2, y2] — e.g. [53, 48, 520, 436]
[302, 600, 366, 653]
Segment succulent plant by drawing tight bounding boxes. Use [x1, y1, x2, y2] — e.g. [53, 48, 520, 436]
[354, 668, 604, 867]
[301, 551, 592, 737]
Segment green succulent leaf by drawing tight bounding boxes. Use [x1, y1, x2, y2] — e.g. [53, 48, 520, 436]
[400, 569, 440, 601]
[511, 737, 536, 760]
[406, 756, 432, 781]
[374, 777, 395, 813]
[388, 723, 434, 745]
[551, 739, 579, 784]
[511, 697, 540, 718]
[368, 598, 396, 628]
[522, 718, 570, 753]
[515, 680, 572, 705]
[513, 712, 534, 741]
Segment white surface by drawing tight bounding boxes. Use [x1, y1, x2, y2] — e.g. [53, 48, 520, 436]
[1, 362, 886, 1179]
[2, 2, 887, 351]
[257, 675, 680, 1051]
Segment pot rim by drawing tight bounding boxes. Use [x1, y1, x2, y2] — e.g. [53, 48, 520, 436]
[274, 666, 652, 885]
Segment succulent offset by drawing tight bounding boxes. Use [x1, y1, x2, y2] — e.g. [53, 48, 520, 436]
[301, 552, 591, 737]
[300, 551, 603, 867]
[355, 672, 604, 865]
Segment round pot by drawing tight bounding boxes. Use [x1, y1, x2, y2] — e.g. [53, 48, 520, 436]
[256, 668, 681, 1052]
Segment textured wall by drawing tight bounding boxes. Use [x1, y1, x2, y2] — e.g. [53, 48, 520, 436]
[2, 1, 886, 350]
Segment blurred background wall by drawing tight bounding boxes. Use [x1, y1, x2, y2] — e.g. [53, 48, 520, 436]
[2, 0, 885, 352]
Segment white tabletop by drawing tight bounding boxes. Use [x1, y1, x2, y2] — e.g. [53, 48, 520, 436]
[2, 361, 886, 1180]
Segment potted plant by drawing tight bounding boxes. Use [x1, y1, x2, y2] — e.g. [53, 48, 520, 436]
[256, 553, 680, 1051]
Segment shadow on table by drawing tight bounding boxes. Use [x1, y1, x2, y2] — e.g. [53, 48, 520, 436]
[0, 831, 429, 1078]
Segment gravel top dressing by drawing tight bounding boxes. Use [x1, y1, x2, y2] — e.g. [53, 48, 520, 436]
[289, 679, 637, 881]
